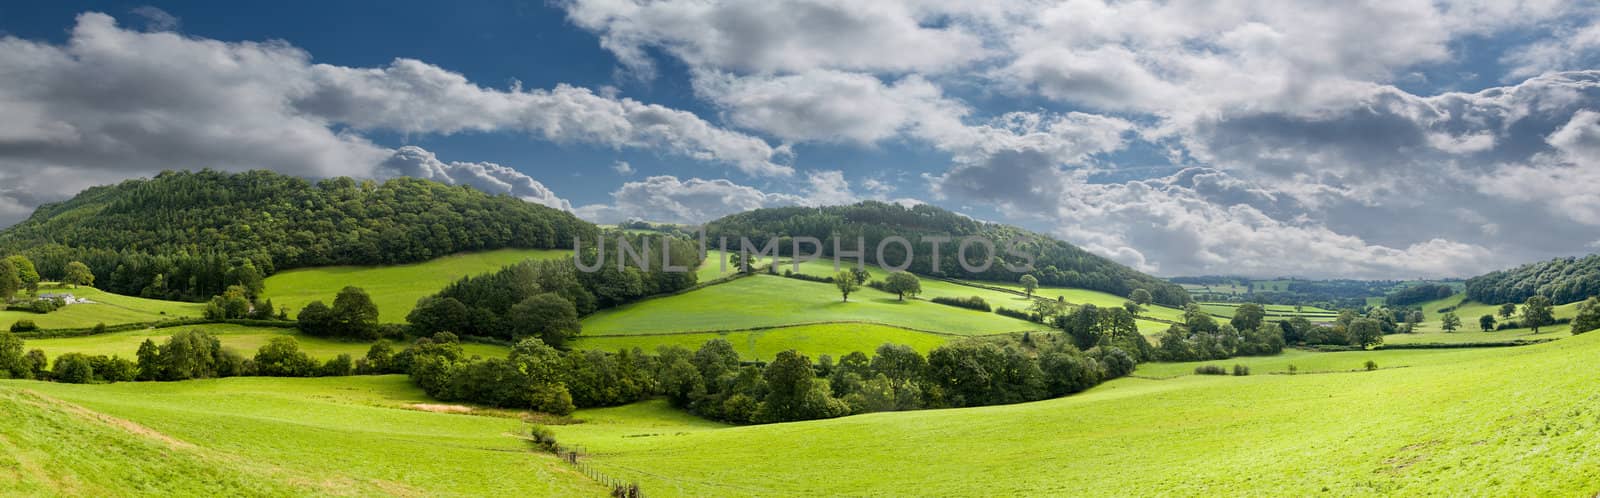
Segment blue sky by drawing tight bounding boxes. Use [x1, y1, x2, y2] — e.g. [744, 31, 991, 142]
[1, 1, 1599, 279]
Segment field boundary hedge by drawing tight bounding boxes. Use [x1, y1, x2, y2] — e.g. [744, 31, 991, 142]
[932, 276, 1186, 325]
[1373, 339, 1557, 350]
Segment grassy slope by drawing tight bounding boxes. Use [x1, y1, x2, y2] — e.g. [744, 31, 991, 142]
[550, 332, 1600, 496]
[1, 376, 603, 497]
[27, 324, 509, 364]
[261, 248, 569, 323]
[571, 323, 950, 362]
[1386, 294, 1585, 344]
[1, 285, 206, 330]
[581, 275, 1052, 336]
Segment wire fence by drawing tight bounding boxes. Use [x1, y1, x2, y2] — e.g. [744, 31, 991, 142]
[550, 444, 642, 498]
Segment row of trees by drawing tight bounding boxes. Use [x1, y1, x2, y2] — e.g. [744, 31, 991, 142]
[0, 170, 598, 301]
[0, 329, 367, 384]
[407, 235, 701, 345]
[399, 330, 1138, 424]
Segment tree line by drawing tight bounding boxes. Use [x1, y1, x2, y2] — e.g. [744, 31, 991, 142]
[1466, 253, 1600, 305]
[0, 328, 371, 384]
[0, 170, 597, 301]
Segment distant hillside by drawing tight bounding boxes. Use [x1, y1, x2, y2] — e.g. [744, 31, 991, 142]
[1465, 253, 1600, 305]
[704, 202, 1189, 306]
[0, 170, 596, 301]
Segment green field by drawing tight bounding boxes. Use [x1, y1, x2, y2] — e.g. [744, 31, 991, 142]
[261, 249, 570, 323]
[1198, 302, 1340, 322]
[572, 322, 951, 361]
[1, 285, 207, 331]
[0, 376, 601, 496]
[581, 274, 1052, 336]
[27, 323, 509, 364]
[545, 331, 1600, 496]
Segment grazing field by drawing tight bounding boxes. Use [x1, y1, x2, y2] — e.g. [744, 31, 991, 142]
[26, 323, 509, 364]
[0, 285, 206, 331]
[571, 322, 951, 361]
[261, 249, 570, 323]
[1198, 302, 1340, 322]
[0, 376, 602, 496]
[549, 331, 1600, 496]
[783, 257, 1179, 326]
[1132, 347, 1474, 378]
[580, 274, 1052, 336]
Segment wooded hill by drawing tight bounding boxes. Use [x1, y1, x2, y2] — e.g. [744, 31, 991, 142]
[1465, 253, 1600, 305]
[0, 170, 595, 301]
[704, 202, 1189, 306]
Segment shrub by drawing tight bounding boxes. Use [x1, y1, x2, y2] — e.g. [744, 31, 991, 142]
[782, 271, 835, 284]
[931, 296, 991, 312]
[9, 320, 37, 332]
[1364, 360, 1378, 371]
[1194, 365, 1228, 375]
[51, 353, 95, 384]
[1287, 364, 1298, 375]
[528, 425, 560, 453]
[1232, 364, 1250, 376]
[995, 307, 1037, 322]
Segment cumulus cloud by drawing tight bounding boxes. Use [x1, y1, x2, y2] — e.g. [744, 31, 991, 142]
[612, 161, 635, 175]
[575, 169, 884, 224]
[562, 0, 989, 77]
[0, 12, 788, 227]
[379, 146, 573, 211]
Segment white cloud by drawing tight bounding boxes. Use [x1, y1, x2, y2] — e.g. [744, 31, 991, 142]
[575, 175, 806, 224]
[612, 161, 635, 175]
[0, 12, 791, 227]
[379, 146, 573, 211]
[693, 70, 961, 145]
[562, 0, 990, 77]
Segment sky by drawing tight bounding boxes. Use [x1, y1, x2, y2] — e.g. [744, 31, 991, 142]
[1, 1, 1599, 280]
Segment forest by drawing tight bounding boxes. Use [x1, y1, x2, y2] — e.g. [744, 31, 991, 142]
[703, 202, 1190, 306]
[1465, 254, 1600, 305]
[0, 170, 596, 301]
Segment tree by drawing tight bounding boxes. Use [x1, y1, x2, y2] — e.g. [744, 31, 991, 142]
[758, 350, 847, 422]
[1441, 312, 1461, 332]
[1020, 274, 1039, 298]
[331, 286, 381, 339]
[1572, 297, 1600, 335]
[1523, 295, 1555, 333]
[508, 293, 581, 347]
[834, 270, 860, 302]
[63, 261, 95, 288]
[0, 259, 20, 301]
[254, 336, 318, 377]
[1123, 300, 1143, 315]
[1183, 303, 1219, 334]
[882, 272, 922, 301]
[6, 255, 39, 293]
[1231, 303, 1266, 332]
[1479, 314, 1497, 332]
[407, 296, 469, 336]
[1130, 288, 1153, 306]
[0, 330, 27, 379]
[135, 339, 161, 381]
[297, 301, 334, 337]
[52, 353, 95, 383]
[1348, 318, 1384, 347]
[1498, 303, 1517, 320]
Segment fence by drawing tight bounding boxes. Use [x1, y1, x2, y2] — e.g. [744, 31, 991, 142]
[548, 443, 643, 498]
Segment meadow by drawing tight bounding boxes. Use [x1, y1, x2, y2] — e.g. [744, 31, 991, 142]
[546, 330, 1600, 496]
[580, 274, 1053, 336]
[261, 248, 569, 323]
[571, 322, 951, 361]
[0, 376, 601, 497]
[1, 285, 206, 331]
[26, 323, 509, 365]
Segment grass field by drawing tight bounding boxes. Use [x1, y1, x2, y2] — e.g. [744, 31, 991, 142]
[571, 322, 951, 362]
[547, 331, 1600, 496]
[581, 274, 1052, 336]
[26, 323, 509, 364]
[1, 285, 207, 331]
[261, 249, 570, 323]
[1197, 302, 1340, 322]
[0, 376, 602, 496]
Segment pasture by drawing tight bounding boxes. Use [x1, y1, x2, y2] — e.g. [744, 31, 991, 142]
[580, 274, 1053, 336]
[1, 285, 206, 331]
[0, 376, 601, 496]
[571, 322, 952, 361]
[261, 248, 569, 323]
[548, 331, 1600, 496]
